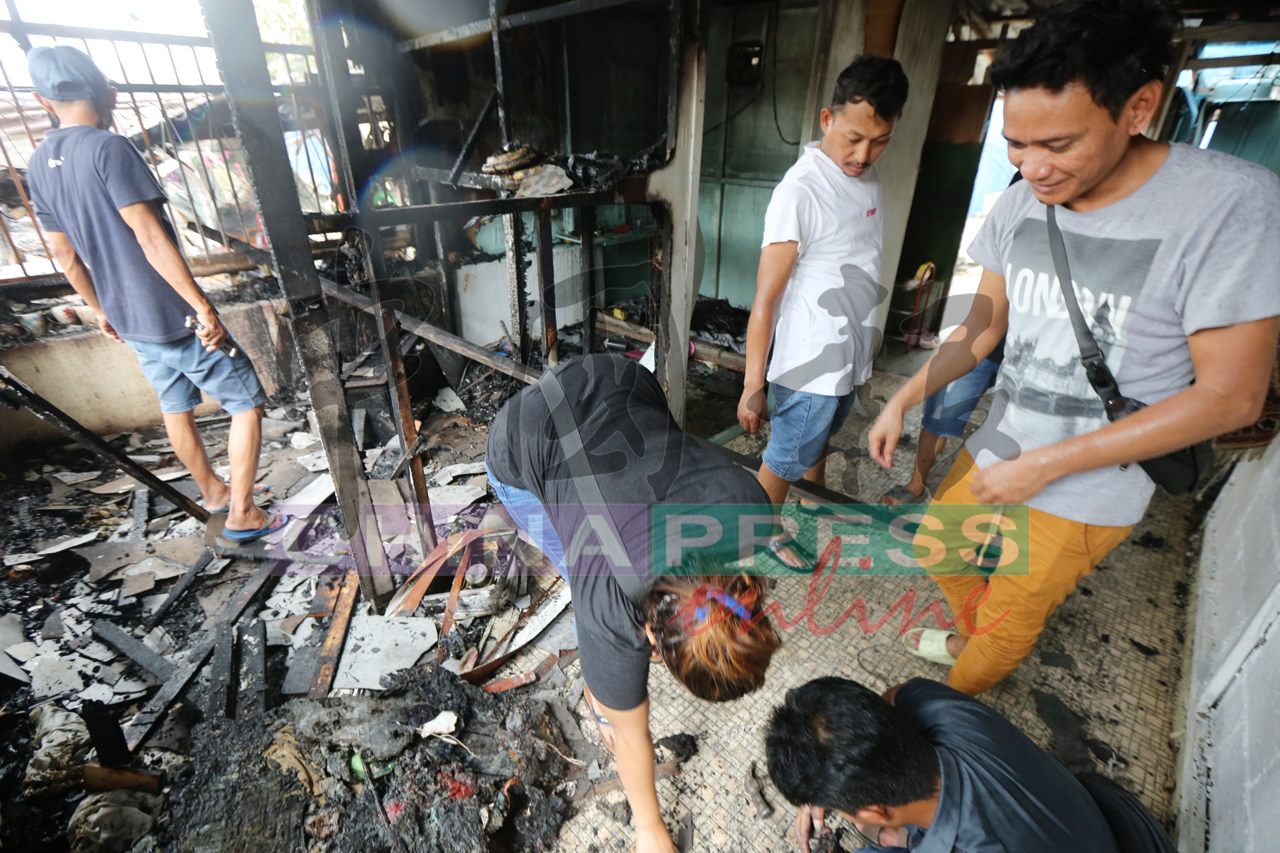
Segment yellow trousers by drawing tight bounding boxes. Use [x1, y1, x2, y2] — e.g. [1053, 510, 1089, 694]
[922, 450, 1132, 695]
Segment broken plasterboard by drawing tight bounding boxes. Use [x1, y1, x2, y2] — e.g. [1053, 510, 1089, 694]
[51, 471, 101, 485]
[89, 468, 189, 495]
[433, 387, 466, 413]
[427, 485, 486, 524]
[431, 461, 487, 486]
[331, 615, 439, 691]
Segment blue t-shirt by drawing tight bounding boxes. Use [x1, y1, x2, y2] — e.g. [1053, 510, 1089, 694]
[29, 125, 194, 343]
[894, 679, 1118, 853]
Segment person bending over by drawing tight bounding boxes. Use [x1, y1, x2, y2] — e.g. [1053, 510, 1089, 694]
[485, 354, 781, 853]
[767, 677, 1173, 853]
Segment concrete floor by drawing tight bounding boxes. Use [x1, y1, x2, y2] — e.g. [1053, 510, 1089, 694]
[521, 362, 1193, 852]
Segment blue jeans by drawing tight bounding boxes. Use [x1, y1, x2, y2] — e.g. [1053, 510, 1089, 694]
[762, 384, 858, 482]
[485, 461, 568, 581]
[921, 353, 1003, 439]
[126, 332, 266, 415]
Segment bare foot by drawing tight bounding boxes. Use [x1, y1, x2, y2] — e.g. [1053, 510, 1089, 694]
[907, 629, 966, 659]
[767, 538, 806, 569]
[203, 481, 232, 511]
[225, 503, 271, 532]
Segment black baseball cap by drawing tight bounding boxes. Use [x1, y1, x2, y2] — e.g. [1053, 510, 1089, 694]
[28, 45, 110, 103]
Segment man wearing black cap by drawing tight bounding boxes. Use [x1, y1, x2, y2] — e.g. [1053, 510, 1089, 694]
[27, 46, 282, 542]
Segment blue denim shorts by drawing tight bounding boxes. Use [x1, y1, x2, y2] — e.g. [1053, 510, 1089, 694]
[485, 461, 568, 581]
[126, 333, 267, 415]
[762, 384, 858, 482]
[921, 354, 1002, 439]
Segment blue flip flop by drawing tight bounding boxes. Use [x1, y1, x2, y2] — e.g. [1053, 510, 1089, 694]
[208, 484, 271, 514]
[221, 511, 289, 543]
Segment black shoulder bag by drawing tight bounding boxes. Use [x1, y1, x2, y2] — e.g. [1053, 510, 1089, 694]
[1045, 205, 1213, 496]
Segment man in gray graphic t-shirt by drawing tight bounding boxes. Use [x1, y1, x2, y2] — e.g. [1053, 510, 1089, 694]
[867, 0, 1280, 696]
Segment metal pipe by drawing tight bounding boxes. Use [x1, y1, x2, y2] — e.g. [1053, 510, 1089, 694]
[490, 0, 511, 146]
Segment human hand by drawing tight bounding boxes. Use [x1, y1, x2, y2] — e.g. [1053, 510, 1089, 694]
[969, 453, 1051, 504]
[795, 804, 825, 852]
[195, 309, 227, 353]
[867, 400, 904, 468]
[738, 383, 767, 434]
[96, 314, 123, 343]
[635, 821, 677, 853]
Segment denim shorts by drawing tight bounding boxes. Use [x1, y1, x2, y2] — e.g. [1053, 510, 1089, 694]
[762, 384, 858, 482]
[485, 461, 568, 581]
[921, 354, 1003, 439]
[126, 333, 267, 415]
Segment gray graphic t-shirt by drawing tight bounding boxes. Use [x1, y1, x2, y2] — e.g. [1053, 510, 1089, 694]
[966, 144, 1280, 526]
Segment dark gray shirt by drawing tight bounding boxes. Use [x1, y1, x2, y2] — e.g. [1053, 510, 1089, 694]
[486, 355, 769, 711]
[29, 125, 194, 343]
[895, 680, 1118, 853]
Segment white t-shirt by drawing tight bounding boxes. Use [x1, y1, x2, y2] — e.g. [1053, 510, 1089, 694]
[761, 141, 884, 396]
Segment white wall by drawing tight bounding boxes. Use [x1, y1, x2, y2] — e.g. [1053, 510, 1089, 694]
[452, 245, 585, 348]
[1178, 438, 1280, 852]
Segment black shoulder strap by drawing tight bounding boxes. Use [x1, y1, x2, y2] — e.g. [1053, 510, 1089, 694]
[1045, 205, 1127, 419]
[537, 367, 648, 607]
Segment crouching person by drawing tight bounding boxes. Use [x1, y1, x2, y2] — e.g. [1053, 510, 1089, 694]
[766, 677, 1174, 852]
[485, 353, 782, 853]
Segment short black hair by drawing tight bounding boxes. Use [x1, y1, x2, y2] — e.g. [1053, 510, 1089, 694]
[765, 678, 938, 814]
[990, 0, 1179, 119]
[832, 55, 909, 121]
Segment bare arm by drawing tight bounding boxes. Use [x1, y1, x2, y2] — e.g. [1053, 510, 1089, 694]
[868, 266, 1010, 467]
[971, 316, 1280, 504]
[47, 230, 122, 343]
[597, 696, 676, 853]
[116, 200, 226, 351]
[738, 241, 801, 433]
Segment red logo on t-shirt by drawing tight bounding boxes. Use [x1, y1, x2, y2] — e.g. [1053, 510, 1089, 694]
[867, 208, 877, 217]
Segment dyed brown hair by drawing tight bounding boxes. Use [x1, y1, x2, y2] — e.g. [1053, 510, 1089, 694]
[646, 559, 781, 703]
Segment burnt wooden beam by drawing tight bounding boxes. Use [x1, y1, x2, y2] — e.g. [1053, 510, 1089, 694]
[505, 213, 532, 364]
[361, 188, 617, 228]
[200, 0, 395, 611]
[145, 548, 217, 629]
[580, 206, 598, 354]
[92, 622, 178, 681]
[206, 624, 236, 719]
[309, 567, 360, 698]
[122, 560, 274, 751]
[320, 277, 542, 385]
[534, 209, 559, 367]
[0, 368, 209, 523]
[372, 282, 437, 553]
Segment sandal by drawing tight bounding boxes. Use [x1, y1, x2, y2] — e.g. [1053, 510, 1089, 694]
[221, 511, 289, 543]
[880, 484, 931, 506]
[902, 627, 959, 666]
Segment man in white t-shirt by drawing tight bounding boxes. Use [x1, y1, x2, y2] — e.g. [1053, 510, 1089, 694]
[738, 55, 909, 563]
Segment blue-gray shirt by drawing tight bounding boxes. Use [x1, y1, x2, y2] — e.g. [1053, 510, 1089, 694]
[29, 125, 193, 343]
[894, 680, 1118, 853]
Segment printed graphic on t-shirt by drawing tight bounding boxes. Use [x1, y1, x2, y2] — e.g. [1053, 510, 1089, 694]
[770, 263, 887, 392]
[996, 218, 1161, 444]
